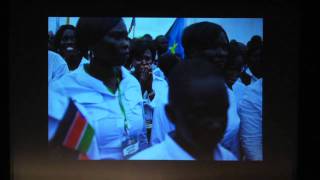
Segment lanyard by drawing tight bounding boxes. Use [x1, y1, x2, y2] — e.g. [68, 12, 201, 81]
[106, 69, 129, 136]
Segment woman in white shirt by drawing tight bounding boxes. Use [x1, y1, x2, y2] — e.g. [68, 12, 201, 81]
[49, 17, 147, 160]
[53, 24, 89, 71]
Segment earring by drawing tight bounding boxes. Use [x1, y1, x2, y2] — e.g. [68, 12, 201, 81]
[89, 50, 95, 60]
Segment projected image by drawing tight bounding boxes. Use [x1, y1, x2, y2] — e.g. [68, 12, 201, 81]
[48, 17, 263, 161]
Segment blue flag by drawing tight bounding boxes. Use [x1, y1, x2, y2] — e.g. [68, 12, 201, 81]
[166, 18, 186, 60]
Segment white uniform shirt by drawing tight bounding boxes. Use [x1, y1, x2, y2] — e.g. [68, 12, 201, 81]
[245, 67, 258, 84]
[130, 134, 237, 160]
[48, 50, 69, 83]
[238, 78, 263, 160]
[49, 65, 147, 160]
[150, 88, 241, 158]
[142, 69, 169, 138]
[232, 78, 247, 105]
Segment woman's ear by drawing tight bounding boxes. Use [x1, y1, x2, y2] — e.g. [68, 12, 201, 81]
[165, 104, 176, 125]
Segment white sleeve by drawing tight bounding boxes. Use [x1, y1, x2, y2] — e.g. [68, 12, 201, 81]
[48, 51, 69, 82]
[150, 104, 175, 145]
[238, 97, 263, 161]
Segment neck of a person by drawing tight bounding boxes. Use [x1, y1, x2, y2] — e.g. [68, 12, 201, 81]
[67, 57, 82, 71]
[171, 131, 213, 160]
[86, 61, 122, 92]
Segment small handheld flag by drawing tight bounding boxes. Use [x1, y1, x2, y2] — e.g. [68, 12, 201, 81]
[50, 100, 94, 154]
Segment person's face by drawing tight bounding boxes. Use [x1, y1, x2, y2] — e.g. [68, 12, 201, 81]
[248, 48, 262, 77]
[133, 49, 153, 72]
[157, 37, 169, 52]
[192, 32, 229, 71]
[60, 29, 76, 54]
[175, 77, 227, 152]
[225, 56, 243, 86]
[93, 20, 130, 67]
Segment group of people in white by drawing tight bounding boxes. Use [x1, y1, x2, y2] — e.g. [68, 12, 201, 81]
[48, 17, 263, 161]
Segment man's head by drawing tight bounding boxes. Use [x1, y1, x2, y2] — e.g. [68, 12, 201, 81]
[155, 35, 169, 55]
[76, 17, 129, 67]
[142, 34, 153, 41]
[182, 22, 229, 71]
[166, 59, 229, 155]
[157, 53, 181, 78]
[130, 38, 155, 74]
[225, 40, 245, 87]
[246, 35, 263, 78]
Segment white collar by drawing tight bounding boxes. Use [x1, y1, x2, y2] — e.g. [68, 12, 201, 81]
[74, 65, 130, 96]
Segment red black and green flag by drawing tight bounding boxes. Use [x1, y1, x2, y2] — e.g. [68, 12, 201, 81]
[51, 100, 94, 154]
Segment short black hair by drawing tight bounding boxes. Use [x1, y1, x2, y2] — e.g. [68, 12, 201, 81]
[225, 40, 245, 71]
[53, 24, 76, 51]
[247, 35, 263, 56]
[168, 60, 227, 112]
[76, 17, 122, 57]
[182, 22, 229, 58]
[130, 38, 156, 61]
[143, 34, 153, 40]
[158, 53, 181, 78]
[155, 35, 166, 42]
[228, 40, 242, 58]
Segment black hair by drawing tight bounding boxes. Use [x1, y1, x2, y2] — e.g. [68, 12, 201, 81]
[247, 35, 263, 56]
[168, 60, 228, 112]
[129, 38, 156, 61]
[53, 24, 76, 51]
[158, 53, 181, 78]
[143, 34, 153, 40]
[226, 40, 244, 67]
[155, 35, 166, 42]
[182, 22, 229, 58]
[76, 17, 122, 57]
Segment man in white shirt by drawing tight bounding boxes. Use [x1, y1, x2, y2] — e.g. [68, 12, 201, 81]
[238, 36, 263, 160]
[48, 50, 69, 83]
[131, 60, 236, 160]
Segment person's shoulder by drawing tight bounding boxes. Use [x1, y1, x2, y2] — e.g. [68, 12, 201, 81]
[48, 50, 67, 65]
[50, 67, 83, 92]
[121, 66, 140, 86]
[215, 144, 239, 161]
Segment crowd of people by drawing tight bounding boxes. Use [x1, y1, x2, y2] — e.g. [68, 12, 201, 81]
[48, 17, 263, 161]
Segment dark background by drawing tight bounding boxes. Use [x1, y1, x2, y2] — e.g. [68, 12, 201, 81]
[9, 0, 302, 179]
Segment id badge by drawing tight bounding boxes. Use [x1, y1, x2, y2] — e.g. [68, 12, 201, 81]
[122, 136, 139, 158]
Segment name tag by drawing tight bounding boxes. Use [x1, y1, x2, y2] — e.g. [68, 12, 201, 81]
[122, 136, 139, 159]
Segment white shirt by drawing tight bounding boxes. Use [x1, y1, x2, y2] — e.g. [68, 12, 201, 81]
[232, 78, 247, 105]
[141, 69, 169, 138]
[130, 134, 237, 160]
[150, 103, 175, 145]
[150, 89, 241, 159]
[49, 65, 147, 160]
[238, 78, 263, 160]
[48, 50, 69, 83]
[245, 67, 258, 84]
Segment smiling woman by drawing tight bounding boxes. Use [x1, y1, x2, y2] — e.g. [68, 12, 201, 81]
[52, 25, 83, 70]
